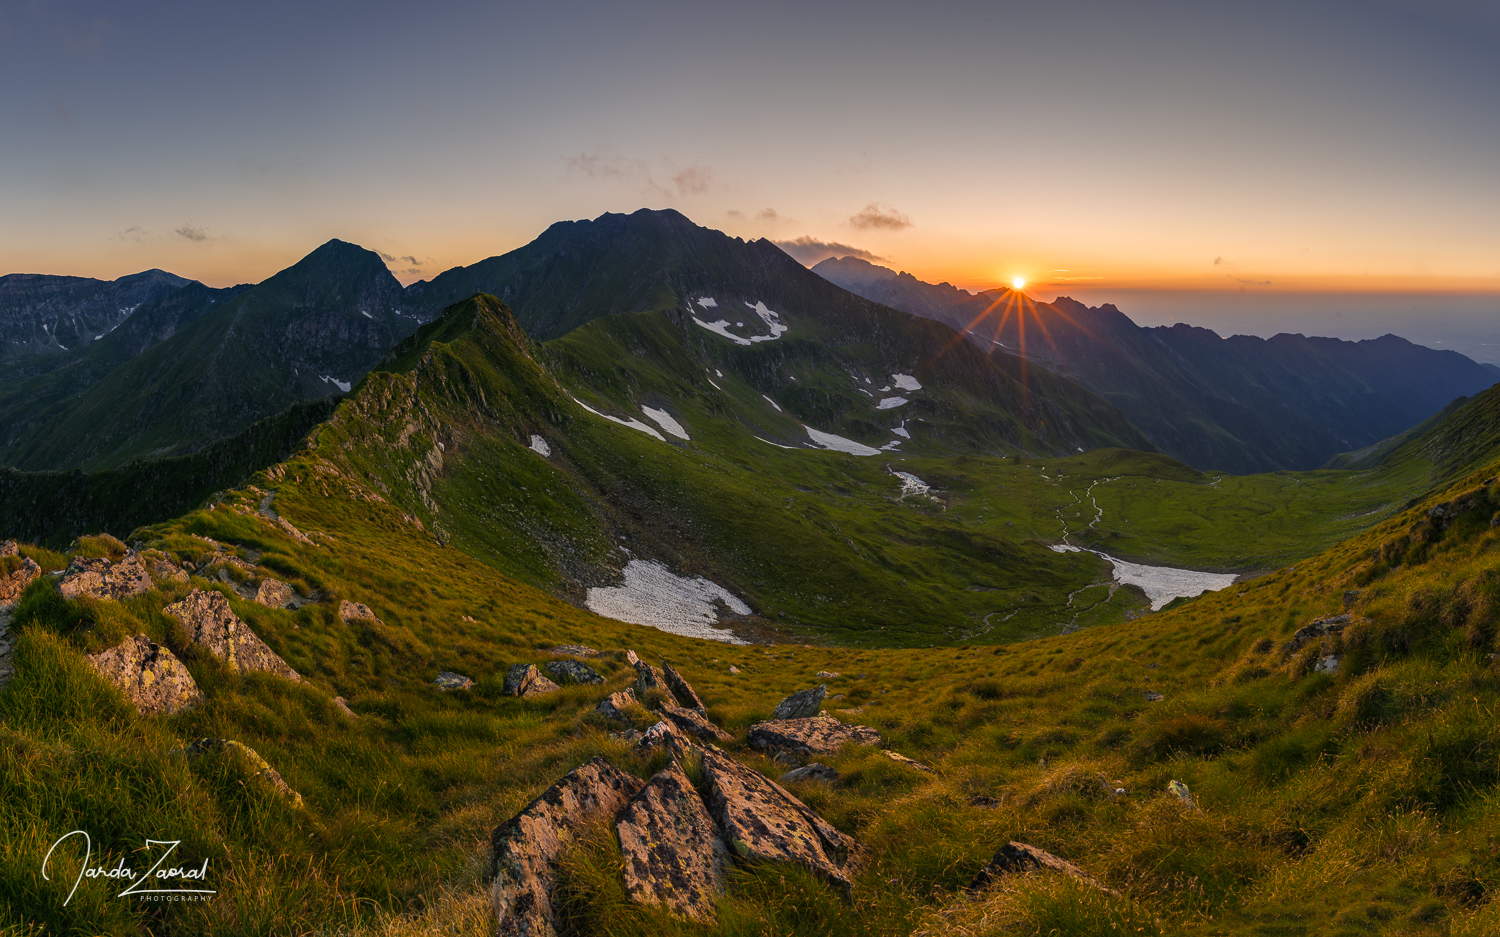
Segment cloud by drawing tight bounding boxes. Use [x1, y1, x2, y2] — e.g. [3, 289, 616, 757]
[671, 163, 712, 196]
[565, 151, 714, 199]
[174, 224, 210, 243]
[849, 203, 912, 230]
[757, 208, 781, 223]
[377, 250, 396, 262]
[117, 226, 148, 242]
[1236, 278, 1271, 286]
[1213, 256, 1229, 266]
[401, 255, 422, 265]
[772, 236, 886, 266]
[726, 209, 746, 220]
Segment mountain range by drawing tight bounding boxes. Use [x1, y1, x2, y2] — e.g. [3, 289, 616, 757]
[813, 255, 1497, 473]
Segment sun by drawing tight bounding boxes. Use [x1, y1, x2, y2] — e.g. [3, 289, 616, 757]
[1011, 276, 1026, 290]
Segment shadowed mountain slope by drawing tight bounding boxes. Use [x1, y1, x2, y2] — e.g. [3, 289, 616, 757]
[814, 257, 1497, 474]
[0, 268, 191, 365]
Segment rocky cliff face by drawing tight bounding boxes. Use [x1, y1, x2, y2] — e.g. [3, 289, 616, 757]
[0, 269, 191, 363]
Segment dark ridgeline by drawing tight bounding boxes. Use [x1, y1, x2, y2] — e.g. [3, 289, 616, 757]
[814, 256, 1499, 473]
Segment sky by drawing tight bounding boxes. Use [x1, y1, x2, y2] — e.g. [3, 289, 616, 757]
[3, 0, 1499, 357]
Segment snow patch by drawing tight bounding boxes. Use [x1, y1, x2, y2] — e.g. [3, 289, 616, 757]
[762, 394, 783, 412]
[892, 421, 911, 439]
[569, 395, 666, 441]
[805, 425, 881, 456]
[321, 376, 352, 392]
[707, 378, 723, 390]
[880, 440, 904, 451]
[695, 297, 718, 308]
[690, 299, 789, 346]
[892, 373, 922, 391]
[586, 560, 751, 644]
[1049, 544, 1235, 610]
[876, 397, 908, 410]
[890, 470, 931, 498]
[1049, 544, 1083, 553]
[753, 435, 798, 450]
[528, 435, 551, 457]
[361, 310, 373, 319]
[692, 317, 752, 346]
[642, 406, 690, 440]
[744, 301, 789, 341]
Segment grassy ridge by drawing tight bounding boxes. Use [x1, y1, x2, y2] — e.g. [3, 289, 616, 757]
[5, 411, 1500, 933]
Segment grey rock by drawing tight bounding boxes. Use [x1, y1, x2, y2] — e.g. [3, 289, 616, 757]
[659, 702, 731, 742]
[173, 738, 303, 808]
[144, 555, 189, 586]
[255, 579, 296, 608]
[332, 696, 357, 718]
[490, 757, 644, 937]
[700, 747, 856, 895]
[728, 665, 740, 675]
[815, 671, 841, 680]
[338, 599, 380, 624]
[662, 660, 707, 713]
[636, 720, 689, 754]
[1314, 654, 1340, 675]
[617, 759, 728, 921]
[748, 714, 882, 756]
[434, 671, 474, 690]
[625, 649, 641, 666]
[1143, 691, 1164, 702]
[504, 663, 560, 698]
[634, 658, 667, 698]
[163, 589, 300, 681]
[779, 763, 840, 785]
[1282, 614, 1350, 656]
[595, 688, 639, 721]
[968, 842, 1115, 895]
[0, 555, 41, 606]
[0, 541, 16, 557]
[84, 634, 204, 715]
[1168, 779, 1198, 810]
[58, 553, 154, 601]
[550, 644, 599, 658]
[773, 685, 826, 720]
[882, 750, 932, 772]
[544, 659, 603, 685]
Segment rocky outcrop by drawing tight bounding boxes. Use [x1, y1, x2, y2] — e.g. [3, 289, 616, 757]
[504, 663, 560, 698]
[0, 541, 17, 557]
[490, 757, 644, 937]
[551, 644, 599, 658]
[163, 589, 300, 681]
[773, 685, 826, 720]
[662, 661, 707, 713]
[748, 714, 882, 757]
[544, 660, 603, 685]
[659, 703, 732, 742]
[255, 579, 295, 608]
[174, 739, 304, 808]
[277, 517, 313, 545]
[625, 649, 641, 666]
[0, 555, 41, 606]
[84, 634, 204, 715]
[779, 764, 839, 785]
[634, 658, 667, 698]
[616, 760, 728, 921]
[596, 688, 640, 721]
[145, 555, 189, 586]
[433, 671, 474, 690]
[883, 750, 932, 772]
[636, 720, 689, 753]
[700, 747, 856, 895]
[332, 696, 357, 718]
[58, 554, 154, 601]
[338, 599, 380, 624]
[1283, 615, 1350, 656]
[968, 842, 1115, 895]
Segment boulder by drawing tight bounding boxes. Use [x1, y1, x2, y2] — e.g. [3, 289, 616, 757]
[773, 685, 826, 720]
[1168, 779, 1199, 811]
[1282, 614, 1350, 656]
[544, 659, 603, 685]
[162, 589, 300, 681]
[332, 696, 357, 718]
[815, 671, 841, 680]
[0, 555, 41, 606]
[173, 739, 303, 808]
[662, 661, 707, 713]
[0, 541, 17, 557]
[550, 644, 599, 658]
[338, 599, 380, 624]
[616, 759, 728, 921]
[1315, 654, 1340, 675]
[58, 553, 154, 601]
[634, 659, 667, 698]
[504, 663, 560, 698]
[748, 714, 882, 757]
[490, 757, 644, 937]
[1143, 691, 1164, 702]
[779, 763, 840, 785]
[636, 720, 690, 754]
[659, 703, 731, 742]
[728, 665, 741, 675]
[595, 688, 640, 721]
[434, 671, 474, 690]
[625, 649, 641, 666]
[277, 516, 313, 545]
[968, 842, 1115, 895]
[84, 634, 204, 715]
[700, 747, 856, 895]
[255, 579, 296, 608]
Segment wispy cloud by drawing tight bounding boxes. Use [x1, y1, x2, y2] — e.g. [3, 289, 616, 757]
[757, 208, 781, 223]
[772, 236, 886, 266]
[849, 203, 912, 230]
[117, 226, 148, 242]
[565, 151, 714, 198]
[174, 224, 210, 243]
[377, 250, 396, 262]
